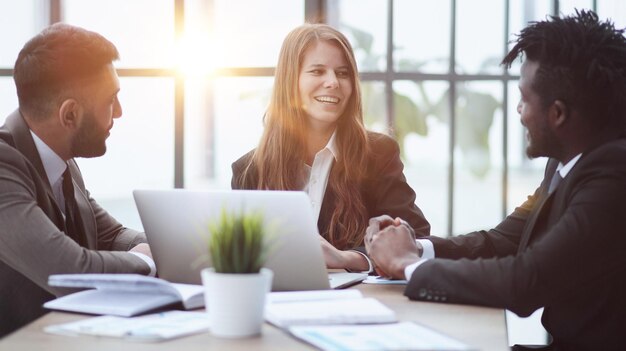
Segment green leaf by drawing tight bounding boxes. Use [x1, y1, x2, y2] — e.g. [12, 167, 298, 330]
[207, 208, 269, 274]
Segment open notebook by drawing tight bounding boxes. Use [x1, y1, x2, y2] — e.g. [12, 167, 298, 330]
[133, 190, 367, 291]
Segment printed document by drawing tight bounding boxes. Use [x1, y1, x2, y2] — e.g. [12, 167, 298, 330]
[44, 311, 209, 342]
[265, 290, 396, 328]
[289, 321, 476, 351]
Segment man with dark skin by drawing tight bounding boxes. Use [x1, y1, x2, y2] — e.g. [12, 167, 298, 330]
[366, 10, 626, 350]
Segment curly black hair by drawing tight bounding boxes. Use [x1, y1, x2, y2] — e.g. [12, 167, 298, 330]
[502, 9, 626, 129]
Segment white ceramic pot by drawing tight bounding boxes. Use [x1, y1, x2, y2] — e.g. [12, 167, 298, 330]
[201, 267, 273, 338]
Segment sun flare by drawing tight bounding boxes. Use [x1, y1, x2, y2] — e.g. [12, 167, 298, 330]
[175, 27, 217, 77]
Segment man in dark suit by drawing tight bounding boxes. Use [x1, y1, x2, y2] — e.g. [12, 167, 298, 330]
[365, 10, 626, 350]
[0, 24, 155, 337]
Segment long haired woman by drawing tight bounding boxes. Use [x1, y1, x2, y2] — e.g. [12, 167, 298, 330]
[232, 23, 429, 272]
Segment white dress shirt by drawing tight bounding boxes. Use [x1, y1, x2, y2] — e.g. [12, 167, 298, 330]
[302, 130, 373, 273]
[404, 154, 583, 280]
[30, 130, 156, 276]
[303, 131, 338, 222]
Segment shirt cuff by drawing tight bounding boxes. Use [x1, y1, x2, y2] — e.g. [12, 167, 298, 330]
[417, 239, 435, 259]
[348, 250, 374, 274]
[404, 258, 430, 281]
[130, 252, 157, 277]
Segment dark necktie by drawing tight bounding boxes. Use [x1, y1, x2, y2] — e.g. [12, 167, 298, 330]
[548, 171, 563, 194]
[62, 166, 86, 246]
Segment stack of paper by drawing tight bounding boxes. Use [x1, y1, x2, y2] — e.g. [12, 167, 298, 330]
[265, 290, 396, 328]
[289, 322, 475, 351]
[44, 311, 209, 342]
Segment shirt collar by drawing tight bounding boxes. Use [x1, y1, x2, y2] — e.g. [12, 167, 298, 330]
[556, 153, 582, 178]
[324, 129, 339, 161]
[30, 130, 67, 187]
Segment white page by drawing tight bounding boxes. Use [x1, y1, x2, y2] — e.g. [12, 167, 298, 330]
[43, 290, 180, 317]
[170, 283, 205, 309]
[363, 276, 408, 285]
[44, 311, 210, 342]
[289, 321, 476, 351]
[48, 274, 170, 293]
[267, 289, 362, 304]
[265, 297, 396, 328]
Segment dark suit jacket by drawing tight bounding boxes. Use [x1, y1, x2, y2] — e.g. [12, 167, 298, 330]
[232, 132, 430, 249]
[0, 110, 150, 337]
[406, 139, 626, 350]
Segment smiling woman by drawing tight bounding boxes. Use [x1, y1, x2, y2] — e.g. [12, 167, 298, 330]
[231, 23, 430, 273]
[298, 40, 353, 139]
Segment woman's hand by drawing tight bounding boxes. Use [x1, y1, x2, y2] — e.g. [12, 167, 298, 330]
[319, 236, 369, 271]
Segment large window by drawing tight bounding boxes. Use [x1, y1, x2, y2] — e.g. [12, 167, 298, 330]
[0, 0, 304, 229]
[2, 0, 623, 231]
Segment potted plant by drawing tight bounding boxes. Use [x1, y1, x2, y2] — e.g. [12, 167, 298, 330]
[201, 209, 273, 338]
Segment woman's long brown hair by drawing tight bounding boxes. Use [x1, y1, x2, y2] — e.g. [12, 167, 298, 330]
[237, 23, 369, 249]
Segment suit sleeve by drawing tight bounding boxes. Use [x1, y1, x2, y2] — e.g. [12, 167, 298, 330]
[87, 192, 146, 251]
[405, 156, 626, 317]
[428, 188, 535, 259]
[67, 160, 146, 251]
[365, 134, 430, 237]
[0, 153, 150, 297]
[427, 159, 557, 259]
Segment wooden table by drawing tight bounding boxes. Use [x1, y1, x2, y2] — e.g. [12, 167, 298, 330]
[0, 283, 508, 350]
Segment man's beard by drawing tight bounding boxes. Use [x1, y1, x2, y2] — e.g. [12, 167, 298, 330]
[70, 112, 108, 158]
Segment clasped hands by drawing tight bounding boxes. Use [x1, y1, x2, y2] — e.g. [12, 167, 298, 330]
[365, 215, 422, 280]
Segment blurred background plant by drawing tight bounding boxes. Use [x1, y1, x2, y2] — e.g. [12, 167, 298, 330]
[346, 24, 500, 179]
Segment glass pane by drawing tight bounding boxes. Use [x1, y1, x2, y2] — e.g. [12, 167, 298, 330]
[597, 0, 626, 28]
[361, 81, 387, 131]
[327, 0, 388, 72]
[506, 79, 548, 346]
[62, 0, 175, 68]
[185, 77, 273, 189]
[213, 0, 304, 68]
[78, 77, 175, 230]
[558, 0, 593, 15]
[0, 0, 47, 67]
[453, 81, 503, 234]
[0, 77, 18, 124]
[506, 81, 545, 213]
[508, 0, 554, 75]
[394, 0, 450, 74]
[394, 80, 450, 236]
[456, 0, 505, 74]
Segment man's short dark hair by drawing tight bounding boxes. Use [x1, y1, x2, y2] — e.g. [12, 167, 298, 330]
[502, 10, 626, 129]
[13, 23, 119, 118]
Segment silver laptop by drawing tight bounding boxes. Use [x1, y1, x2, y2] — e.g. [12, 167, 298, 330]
[133, 189, 366, 290]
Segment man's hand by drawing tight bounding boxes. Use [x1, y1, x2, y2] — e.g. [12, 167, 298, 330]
[130, 243, 153, 260]
[365, 215, 421, 279]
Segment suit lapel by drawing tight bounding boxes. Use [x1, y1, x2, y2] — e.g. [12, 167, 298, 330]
[3, 110, 64, 217]
[3, 110, 95, 248]
[67, 160, 97, 249]
[4, 111, 50, 187]
[518, 159, 560, 251]
[518, 191, 555, 251]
